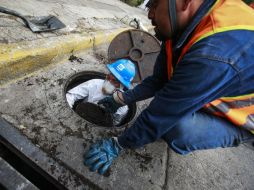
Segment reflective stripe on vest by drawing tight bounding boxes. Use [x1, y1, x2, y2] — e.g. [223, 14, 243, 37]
[250, 2, 254, 9]
[166, 0, 254, 134]
[203, 94, 254, 132]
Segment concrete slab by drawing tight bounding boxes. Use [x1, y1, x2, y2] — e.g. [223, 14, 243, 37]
[0, 0, 149, 43]
[165, 147, 254, 190]
[0, 116, 91, 190]
[0, 49, 168, 189]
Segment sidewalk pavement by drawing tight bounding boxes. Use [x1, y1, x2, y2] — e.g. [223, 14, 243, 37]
[1, 1, 254, 190]
[0, 0, 150, 85]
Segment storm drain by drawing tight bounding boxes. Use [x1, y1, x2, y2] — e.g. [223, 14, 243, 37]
[0, 141, 66, 190]
[64, 71, 137, 128]
[0, 118, 70, 190]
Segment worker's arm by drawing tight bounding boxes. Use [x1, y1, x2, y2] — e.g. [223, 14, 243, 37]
[118, 55, 238, 148]
[98, 45, 167, 112]
[122, 44, 168, 105]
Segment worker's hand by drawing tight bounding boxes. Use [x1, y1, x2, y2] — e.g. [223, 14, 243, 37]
[84, 138, 122, 175]
[98, 91, 125, 113]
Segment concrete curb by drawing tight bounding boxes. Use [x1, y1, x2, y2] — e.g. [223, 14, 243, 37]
[0, 27, 139, 85]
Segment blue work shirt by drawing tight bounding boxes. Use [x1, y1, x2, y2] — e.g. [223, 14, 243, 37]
[118, 0, 254, 149]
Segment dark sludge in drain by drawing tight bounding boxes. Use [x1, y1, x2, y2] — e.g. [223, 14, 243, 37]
[74, 101, 113, 127]
[64, 71, 137, 128]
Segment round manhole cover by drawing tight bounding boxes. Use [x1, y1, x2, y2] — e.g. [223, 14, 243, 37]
[108, 29, 161, 83]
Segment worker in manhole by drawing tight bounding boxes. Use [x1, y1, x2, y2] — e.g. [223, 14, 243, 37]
[84, 0, 254, 175]
[66, 59, 136, 126]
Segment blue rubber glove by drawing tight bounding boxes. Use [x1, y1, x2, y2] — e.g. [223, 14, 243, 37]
[98, 95, 123, 113]
[84, 138, 122, 175]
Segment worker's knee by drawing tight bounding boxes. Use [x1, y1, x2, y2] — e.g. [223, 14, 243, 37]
[162, 114, 205, 155]
[162, 116, 193, 155]
[162, 112, 254, 155]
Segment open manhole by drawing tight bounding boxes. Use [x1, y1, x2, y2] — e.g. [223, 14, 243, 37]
[64, 71, 137, 128]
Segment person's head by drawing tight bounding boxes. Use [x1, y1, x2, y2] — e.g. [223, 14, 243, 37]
[147, 0, 204, 41]
[102, 59, 136, 95]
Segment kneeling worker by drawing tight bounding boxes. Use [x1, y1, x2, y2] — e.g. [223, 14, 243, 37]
[84, 0, 254, 175]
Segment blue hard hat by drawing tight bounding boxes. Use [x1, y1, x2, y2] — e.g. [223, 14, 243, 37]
[107, 59, 136, 89]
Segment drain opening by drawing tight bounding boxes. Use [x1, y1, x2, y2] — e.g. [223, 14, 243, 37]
[64, 71, 137, 128]
[0, 139, 67, 190]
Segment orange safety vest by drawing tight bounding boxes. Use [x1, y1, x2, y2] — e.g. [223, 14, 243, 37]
[166, 0, 254, 134]
[250, 2, 254, 9]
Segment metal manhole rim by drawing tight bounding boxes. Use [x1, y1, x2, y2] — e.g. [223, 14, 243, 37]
[63, 70, 137, 129]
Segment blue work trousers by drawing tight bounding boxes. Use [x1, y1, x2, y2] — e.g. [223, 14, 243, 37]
[162, 111, 254, 155]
